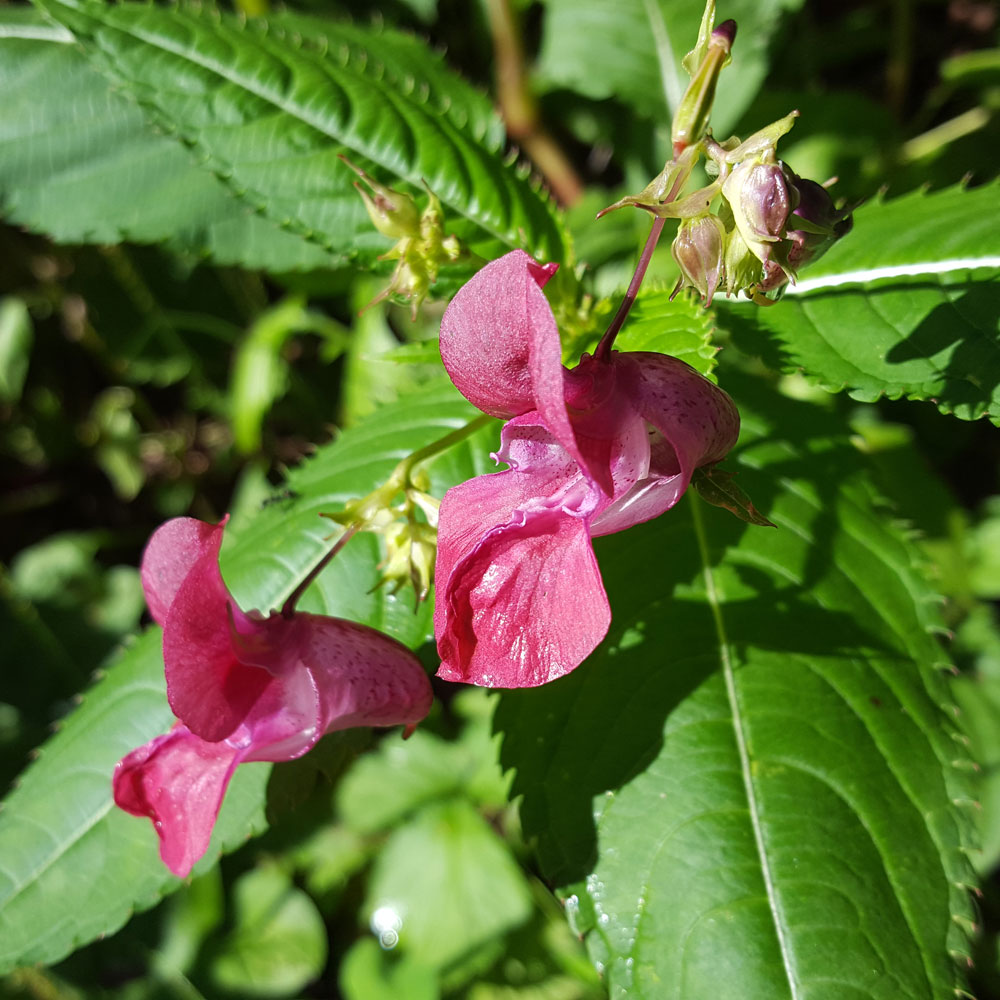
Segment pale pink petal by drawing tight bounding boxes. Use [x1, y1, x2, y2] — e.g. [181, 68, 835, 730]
[435, 500, 610, 688]
[141, 517, 223, 626]
[163, 535, 271, 744]
[113, 724, 244, 878]
[439, 249, 559, 419]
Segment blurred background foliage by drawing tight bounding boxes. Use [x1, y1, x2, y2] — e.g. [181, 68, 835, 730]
[1, 0, 999, 996]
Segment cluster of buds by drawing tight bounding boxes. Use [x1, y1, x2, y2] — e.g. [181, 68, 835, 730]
[601, 3, 853, 305]
[323, 461, 441, 607]
[340, 156, 477, 318]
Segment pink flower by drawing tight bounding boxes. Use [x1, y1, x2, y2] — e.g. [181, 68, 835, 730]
[434, 250, 740, 688]
[113, 517, 432, 877]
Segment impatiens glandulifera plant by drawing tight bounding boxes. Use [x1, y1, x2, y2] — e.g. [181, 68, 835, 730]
[1, 0, 997, 996]
[434, 250, 739, 687]
[114, 516, 432, 876]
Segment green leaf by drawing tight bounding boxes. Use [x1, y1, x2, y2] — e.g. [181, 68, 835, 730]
[536, 0, 804, 138]
[340, 938, 440, 1000]
[205, 864, 327, 998]
[364, 799, 533, 970]
[494, 365, 978, 997]
[719, 183, 1000, 421]
[0, 381, 500, 972]
[32, 0, 566, 269]
[0, 629, 270, 974]
[0, 298, 32, 404]
[691, 465, 775, 525]
[0, 11, 332, 272]
[337, 689, 509, 835]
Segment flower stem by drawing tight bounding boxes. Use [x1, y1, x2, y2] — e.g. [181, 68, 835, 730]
[286, 414, 495, 615]
[395, 413, 495, 480]
[594, 216, 666, 360]
[281, 523, 359, 618]
[486, 0, 584, 206]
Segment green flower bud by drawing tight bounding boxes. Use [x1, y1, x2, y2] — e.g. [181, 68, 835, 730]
[672, 19, 736, 155]
[672, 214, 726, 304]
[339, 155, 420, 240]
[722, 158, 797, 251]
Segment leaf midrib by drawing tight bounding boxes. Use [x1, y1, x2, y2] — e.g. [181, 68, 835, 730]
[786, 258, 1000, 295]
[689, 492, 800, 1000]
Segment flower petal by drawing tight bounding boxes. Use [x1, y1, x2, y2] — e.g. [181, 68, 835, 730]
[162, 522, 271, 743]
[296, 616, 433, 733]
[435, 477, 610, 688]
[113, 724, 244, 878]
[626, 352, 739, 476]
[439, 249, 559, 419]
[141, 516, 224, 626]
[589, 354, 738, 534]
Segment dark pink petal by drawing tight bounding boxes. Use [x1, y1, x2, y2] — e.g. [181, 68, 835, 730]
[435, 476, 610, 687]
[588, 354, 738, 534]
[295, 616, 433, 733]
[163, 526, 271, 743]
[113, 724, 244, 878]
[141, 517, 222, 626]
[626, 353, 739, 473]
[439, 250, 559, 419]
[439, 251, 599, 493]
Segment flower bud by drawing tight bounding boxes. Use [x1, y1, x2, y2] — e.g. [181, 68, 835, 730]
[723, 226, 763, 298]
[672, 214, 726, 304]
[339, 155, 420, 239]
[672, 18, 737, 155]
[722, 159, 797, 247]
[757, 173, 854, 293]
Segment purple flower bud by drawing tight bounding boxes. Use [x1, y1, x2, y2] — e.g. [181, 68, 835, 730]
[723, 159, 797, 245]
[672, 214, 726, 304]
[757, 172, 854, 292]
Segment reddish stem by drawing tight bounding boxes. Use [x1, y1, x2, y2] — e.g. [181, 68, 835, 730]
[281, 523, 359, 618]
[593, 217, 666, 360]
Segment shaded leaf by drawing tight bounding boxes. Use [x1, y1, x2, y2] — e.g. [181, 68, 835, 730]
[536, 0, 804, 138]
[340, 937, 439, 1000]
[495, 364, 977, 998]
[206, 864, 327, 998]
[337, 690, 509, 835]
[364, 799, 533, 970]
[691, 464, 775, 525]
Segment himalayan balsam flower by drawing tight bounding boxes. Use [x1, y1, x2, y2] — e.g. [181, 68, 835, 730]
[434, 250, 740, 688]
[114, 517, 432, 877]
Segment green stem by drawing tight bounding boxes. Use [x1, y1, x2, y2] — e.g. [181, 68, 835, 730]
[283, 413, 493, 614]
[394, 413, 495, 481]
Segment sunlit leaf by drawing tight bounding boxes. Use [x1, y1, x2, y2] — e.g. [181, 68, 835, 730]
[30, 0, 567, 270]
[720, 183, 1000, 421]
